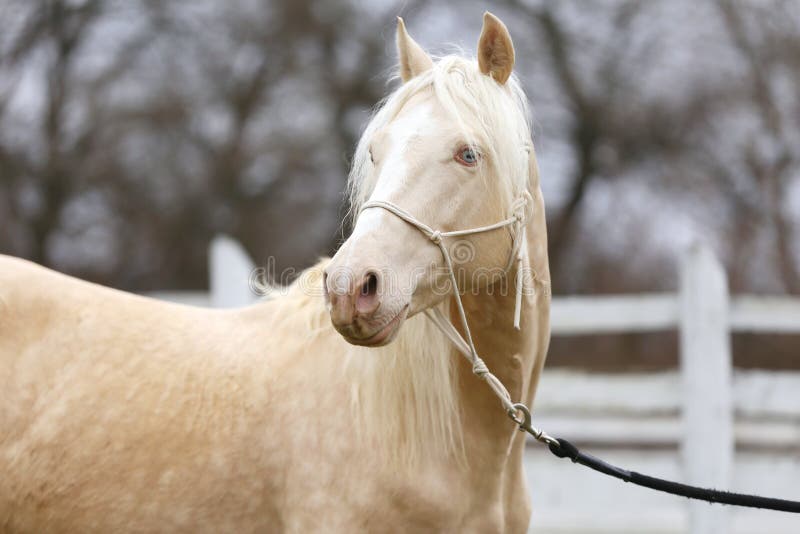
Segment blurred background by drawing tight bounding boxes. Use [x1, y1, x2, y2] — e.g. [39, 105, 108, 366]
[1, 1, 799, 532]
[1, 0, 798, 370]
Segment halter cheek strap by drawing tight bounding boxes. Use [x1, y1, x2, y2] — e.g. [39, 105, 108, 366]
[359, 191, 532, 413]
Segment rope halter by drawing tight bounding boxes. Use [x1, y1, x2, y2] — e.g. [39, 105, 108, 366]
[359, 190, 533, 413]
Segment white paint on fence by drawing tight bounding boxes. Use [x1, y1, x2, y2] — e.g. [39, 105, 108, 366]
[730, 295, 800, 332]
[209, 235, 256, 308]
[679, 244, 733, 534]
[534, 370, 800, 451]
[530, 370, 800, 534]
[551, 294, 678, 334]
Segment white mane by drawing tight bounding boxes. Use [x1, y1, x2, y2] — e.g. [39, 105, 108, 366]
[270, 261, 460, 467]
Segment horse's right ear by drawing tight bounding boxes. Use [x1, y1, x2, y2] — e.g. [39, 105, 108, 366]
[396, 17, 433, 82]
[477, 12, 515, 84]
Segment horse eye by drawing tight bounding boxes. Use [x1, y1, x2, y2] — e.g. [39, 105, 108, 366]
[369, 149, 375, 164]
[456, 146, 479, 166]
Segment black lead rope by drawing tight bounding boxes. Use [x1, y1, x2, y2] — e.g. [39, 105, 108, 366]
[546, 437, 800, 514]
[508, 403, 800, 514]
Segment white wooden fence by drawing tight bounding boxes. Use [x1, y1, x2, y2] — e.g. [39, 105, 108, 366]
[534, 243, 800, 534]
[151, 236, 800, 534]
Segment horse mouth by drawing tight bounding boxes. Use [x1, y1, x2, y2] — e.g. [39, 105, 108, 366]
[346, 305, 409, 347]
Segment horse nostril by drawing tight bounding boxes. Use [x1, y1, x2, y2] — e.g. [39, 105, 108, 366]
[322, 271, 331, 304]
[361, 271, 378, 298]
[356, 271, 380, 315]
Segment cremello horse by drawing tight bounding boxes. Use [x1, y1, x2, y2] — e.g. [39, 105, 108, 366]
[0, 13, 550, 533]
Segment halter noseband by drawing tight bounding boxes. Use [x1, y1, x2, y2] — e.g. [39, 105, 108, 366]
[359, 191, 532, 413]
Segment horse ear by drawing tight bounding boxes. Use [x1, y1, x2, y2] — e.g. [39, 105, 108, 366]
[396, 17, 433, 82]
[477, 12, 515, 84]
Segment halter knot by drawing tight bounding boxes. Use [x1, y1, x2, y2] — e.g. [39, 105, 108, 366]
[430, 230, 443, 244]
[511, 195, 529, 224]
[472, 358, 489, 376]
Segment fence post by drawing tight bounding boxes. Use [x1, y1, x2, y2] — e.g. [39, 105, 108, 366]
[209, 234, 256, 308]
[679, 243, 733, 534]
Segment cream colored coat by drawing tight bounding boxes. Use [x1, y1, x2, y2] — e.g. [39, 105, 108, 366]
[0, 12, 550, 533]
[0, 206, 548, 533]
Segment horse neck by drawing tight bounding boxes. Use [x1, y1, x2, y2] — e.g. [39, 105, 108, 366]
[453, 187, 551, 460]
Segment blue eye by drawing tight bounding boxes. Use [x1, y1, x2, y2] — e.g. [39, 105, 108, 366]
[456, 146, 479, 166]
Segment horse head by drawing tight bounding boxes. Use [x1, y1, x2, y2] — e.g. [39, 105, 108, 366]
[324, 13, 533, 347]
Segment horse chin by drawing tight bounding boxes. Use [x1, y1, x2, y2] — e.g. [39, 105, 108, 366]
[342, 305, 409, 347]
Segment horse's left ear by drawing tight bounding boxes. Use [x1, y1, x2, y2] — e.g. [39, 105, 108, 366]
[396, 17, 433, 82]
[477, 12, 515, 84]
